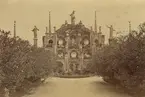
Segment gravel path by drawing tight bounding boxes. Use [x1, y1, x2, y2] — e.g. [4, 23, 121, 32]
[24, 76, 131, 97]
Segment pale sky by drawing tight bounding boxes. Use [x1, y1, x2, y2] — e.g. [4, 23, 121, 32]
[0, 0, 145, 46]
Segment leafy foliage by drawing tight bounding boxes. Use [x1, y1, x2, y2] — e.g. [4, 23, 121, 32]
[0, 30, 55, 95]
[94, 23, 145, 95]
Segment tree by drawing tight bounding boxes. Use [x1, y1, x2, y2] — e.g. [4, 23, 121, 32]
[0, 30, 56, 96]
[94, 22, 145, 96]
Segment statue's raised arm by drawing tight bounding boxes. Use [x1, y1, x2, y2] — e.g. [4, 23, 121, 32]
[106, 25, 115, 31]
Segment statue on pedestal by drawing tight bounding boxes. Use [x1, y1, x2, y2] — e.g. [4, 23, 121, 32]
[32, 26, 39, 47]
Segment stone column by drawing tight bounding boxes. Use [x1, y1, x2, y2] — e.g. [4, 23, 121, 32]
[65, 33, 69, 73]
[78, 34, 83, 71]
[80, 45, 84, 71]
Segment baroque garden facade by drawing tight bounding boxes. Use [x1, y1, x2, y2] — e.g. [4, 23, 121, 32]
[33, 11, 106, 74]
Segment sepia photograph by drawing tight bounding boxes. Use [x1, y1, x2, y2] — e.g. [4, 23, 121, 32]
[0, 0, 145, 97]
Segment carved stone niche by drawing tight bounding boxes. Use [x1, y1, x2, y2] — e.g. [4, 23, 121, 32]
[70, 35, 77, 44]
[57, 37, 66, 48]
[57, 50, 64, 58]
[81, 36, 90, 47]
[95, 39, 99, 46]
[69, 35, 79, 49]
[46, 39, 53, 47]
[69, 62, 79, 72]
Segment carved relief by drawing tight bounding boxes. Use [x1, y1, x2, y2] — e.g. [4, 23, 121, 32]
[70, 50, 78, 59]
[69, 62, 79, 72]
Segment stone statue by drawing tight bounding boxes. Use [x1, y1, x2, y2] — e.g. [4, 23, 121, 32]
[32, 26, 39, 38]
[70, 11, 75, 24]
[106, 25, 115, 38]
